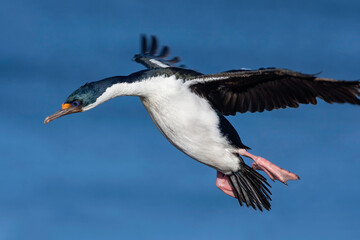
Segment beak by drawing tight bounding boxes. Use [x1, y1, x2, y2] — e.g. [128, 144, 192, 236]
[44, 103, 82, 125]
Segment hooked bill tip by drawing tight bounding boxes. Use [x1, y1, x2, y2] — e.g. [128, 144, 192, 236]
[44, 105, 82, 125]
[44, 117, 51, 125]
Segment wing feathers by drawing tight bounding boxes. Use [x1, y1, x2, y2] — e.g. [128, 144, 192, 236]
[150, 36, 158, 55]
[157, 46, 169, 58]
[134, 35, 182, 69]
[189, 69, 360, 115]
[141, 35, 147, 55]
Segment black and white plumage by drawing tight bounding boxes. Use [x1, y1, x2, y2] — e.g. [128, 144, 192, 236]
[133, 35, 181, 69]
[44, 36, 360, 211]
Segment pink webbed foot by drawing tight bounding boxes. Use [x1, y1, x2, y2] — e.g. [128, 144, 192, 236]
[251, 157, 300, 185]
[216, 171, 236, 198]
[238, 149, 300, 185]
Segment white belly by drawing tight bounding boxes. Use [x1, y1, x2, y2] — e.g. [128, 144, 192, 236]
[140, 76, 240, 173]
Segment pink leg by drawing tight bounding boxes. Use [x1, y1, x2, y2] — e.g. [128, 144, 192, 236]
[238, 149, 300, 185]
[216, 171, 236, 198]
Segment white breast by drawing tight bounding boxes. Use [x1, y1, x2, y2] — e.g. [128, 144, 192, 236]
[140, 75, 240, 173]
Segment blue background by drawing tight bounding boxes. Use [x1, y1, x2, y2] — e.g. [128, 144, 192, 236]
[1, 0, 360, 239]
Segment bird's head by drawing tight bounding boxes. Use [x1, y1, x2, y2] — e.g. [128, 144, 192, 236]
[44, 77, 123, 124]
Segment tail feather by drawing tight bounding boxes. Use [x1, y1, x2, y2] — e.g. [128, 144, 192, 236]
[228, 162, 272, 211]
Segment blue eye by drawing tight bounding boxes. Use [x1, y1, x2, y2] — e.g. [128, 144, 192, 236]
[72, 101, 80, 107]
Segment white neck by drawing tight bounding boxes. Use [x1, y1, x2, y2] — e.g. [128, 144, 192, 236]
[82, 75, 179, 111]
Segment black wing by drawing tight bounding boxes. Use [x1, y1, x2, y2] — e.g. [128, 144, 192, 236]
[133, 35, 182, 69]
[187, 68, 360, 115]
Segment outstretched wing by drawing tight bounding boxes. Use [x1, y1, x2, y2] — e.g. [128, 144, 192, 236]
[133, 35, 182, 69]
[187, 68, 360, 115]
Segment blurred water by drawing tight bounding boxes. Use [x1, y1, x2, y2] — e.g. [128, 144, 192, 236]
[1, 0, 360, 239]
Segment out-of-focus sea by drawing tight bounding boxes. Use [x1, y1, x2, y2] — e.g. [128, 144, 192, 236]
[1, 0, 359, 239]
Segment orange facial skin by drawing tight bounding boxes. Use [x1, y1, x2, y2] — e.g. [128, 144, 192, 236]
[61, 103, 72, 109]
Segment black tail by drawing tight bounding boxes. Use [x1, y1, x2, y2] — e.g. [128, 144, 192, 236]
[228, 161, 272, 211]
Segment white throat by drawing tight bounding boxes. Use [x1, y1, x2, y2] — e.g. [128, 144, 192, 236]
[82, 75, 179, 111]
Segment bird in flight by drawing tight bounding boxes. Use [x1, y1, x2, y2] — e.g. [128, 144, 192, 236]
[45, 35, 360, 211]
